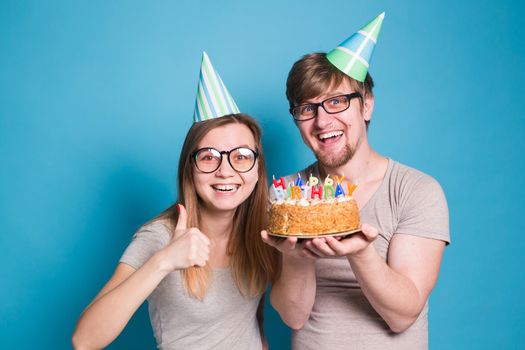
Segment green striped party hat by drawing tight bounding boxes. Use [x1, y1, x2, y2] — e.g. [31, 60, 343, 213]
[326, 12, 385, 82]
[193, 52, 240, 122]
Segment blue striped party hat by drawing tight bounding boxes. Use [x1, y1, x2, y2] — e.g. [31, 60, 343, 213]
[326, 12, 385, 82]
[193, 52, 240, 122]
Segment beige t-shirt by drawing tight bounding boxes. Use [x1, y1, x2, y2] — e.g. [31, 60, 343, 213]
[281, 158, 450, 350]
[120, 221, 263, 350]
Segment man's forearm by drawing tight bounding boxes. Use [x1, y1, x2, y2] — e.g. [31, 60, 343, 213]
[347, 245, 428, 333]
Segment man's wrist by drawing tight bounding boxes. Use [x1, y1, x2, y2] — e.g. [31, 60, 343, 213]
[347, 243, 377, 264]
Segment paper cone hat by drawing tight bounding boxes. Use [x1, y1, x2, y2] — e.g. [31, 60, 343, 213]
[326, 12, 385, 82]
[193, 52, 240, 122]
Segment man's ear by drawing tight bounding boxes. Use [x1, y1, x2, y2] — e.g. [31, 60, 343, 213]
[363, 95, 374, 122]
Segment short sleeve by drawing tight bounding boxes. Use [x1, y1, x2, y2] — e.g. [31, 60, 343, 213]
[120, 221, 172, 269]
[395, 173, 450, 244]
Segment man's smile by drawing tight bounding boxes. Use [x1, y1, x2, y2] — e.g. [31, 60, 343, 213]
[317, 130, 344, 144]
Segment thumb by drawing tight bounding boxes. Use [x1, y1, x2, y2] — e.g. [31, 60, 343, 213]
[261, 230, 275, 247]
[360, 223, 378, 241]
[175, 204, 188, 231]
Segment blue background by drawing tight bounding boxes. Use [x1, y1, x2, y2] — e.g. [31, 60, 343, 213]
[1, 0, 524, 349]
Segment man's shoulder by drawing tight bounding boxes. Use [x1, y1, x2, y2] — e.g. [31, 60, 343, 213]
[389, 158, 444, 192]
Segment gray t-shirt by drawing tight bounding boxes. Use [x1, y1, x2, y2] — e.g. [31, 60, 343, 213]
[280, 158, 450, 350]
[120, 221, 263, 350]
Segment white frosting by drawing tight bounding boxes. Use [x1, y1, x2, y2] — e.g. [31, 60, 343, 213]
[271, 195, 353, 206]
[298, 199, 309, 206]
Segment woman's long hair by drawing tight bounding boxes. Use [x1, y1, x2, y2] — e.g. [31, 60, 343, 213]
[158, 113, 278, 300]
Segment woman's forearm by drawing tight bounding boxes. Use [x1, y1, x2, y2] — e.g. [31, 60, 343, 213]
[72, 252, 171, 349]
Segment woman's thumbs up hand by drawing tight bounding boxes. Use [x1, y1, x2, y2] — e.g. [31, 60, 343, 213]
[160, 204, 210, 271]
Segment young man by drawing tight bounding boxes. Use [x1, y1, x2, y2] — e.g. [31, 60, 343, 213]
[262, 13, 450, 349]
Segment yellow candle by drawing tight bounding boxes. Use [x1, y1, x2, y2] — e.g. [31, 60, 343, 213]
[291, 186, 302, 200]
[324, 175, 334, 187]
[309, 174, 319, 186]
[346, 183, 357, 196]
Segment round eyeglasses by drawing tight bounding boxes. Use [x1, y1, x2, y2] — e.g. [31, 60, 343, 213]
[192, 147, 259, 174]
[290, 92, 363, 121]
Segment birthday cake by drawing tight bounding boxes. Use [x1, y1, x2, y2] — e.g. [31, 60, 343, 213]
[268, 175, 360, 236]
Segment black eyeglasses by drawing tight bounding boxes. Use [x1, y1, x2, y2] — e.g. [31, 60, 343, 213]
[290, 92, 362, 121]
[191, 147, 259, 174]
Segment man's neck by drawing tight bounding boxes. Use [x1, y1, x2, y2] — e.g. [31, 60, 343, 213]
[319, 145, 387, 185]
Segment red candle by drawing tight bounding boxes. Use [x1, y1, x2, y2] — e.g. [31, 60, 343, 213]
[311, 185, 323, 199]
[273, 176, 286, 189]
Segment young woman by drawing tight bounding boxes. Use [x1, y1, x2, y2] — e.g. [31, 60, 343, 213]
[72, 114, 278, 350]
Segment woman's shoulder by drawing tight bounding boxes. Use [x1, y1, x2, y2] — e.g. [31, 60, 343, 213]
[133, 218, 174, 243]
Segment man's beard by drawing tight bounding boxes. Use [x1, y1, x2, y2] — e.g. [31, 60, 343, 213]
[316, 144, 354, 168]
